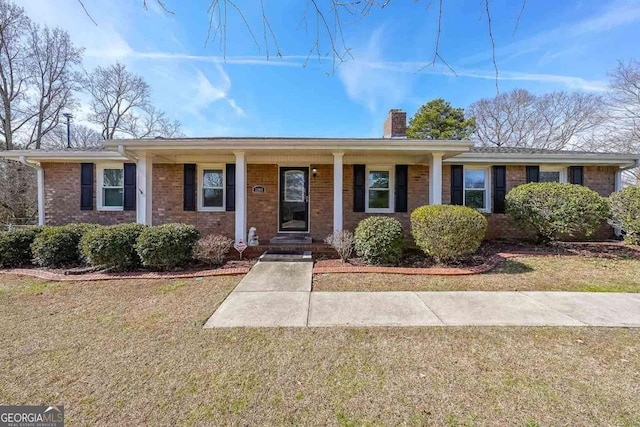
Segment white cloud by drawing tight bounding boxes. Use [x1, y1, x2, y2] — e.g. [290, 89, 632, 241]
[18, 0, 245, 135]
[462, 1, 640, 66]
[336, 28, 414, 112]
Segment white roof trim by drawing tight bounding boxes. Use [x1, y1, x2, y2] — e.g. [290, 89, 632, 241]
[444, 152, 639, 167]
[105, 138, 474, 152]
[0, 150, 128, 162]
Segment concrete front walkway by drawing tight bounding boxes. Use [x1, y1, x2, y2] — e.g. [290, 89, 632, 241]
[204, 263, 640, 328]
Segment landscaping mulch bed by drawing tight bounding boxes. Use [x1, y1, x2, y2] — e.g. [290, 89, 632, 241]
[313, 240, 640, 276]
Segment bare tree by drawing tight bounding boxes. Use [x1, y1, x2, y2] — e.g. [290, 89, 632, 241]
[607, 60, 640, 148]
[0, 0, 81, 150]
[77, 0, 519, 84]
[84, 62, 151, 140]
[124, 105, 184, 139]
[26, 24, 83, 149]
[0, 0, 31, 150]
[84, 62, 182, 139]
[469, 88, 604, 149]
[43, 122, 102, 149]
[0, 159, 37, 224]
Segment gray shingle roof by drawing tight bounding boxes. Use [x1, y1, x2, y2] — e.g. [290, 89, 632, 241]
[469, 146, 614, 155]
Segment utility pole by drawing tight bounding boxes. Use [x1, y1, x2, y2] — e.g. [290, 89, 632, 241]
[62, 113, 73, 148]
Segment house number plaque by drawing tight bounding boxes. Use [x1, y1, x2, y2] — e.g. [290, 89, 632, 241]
[252, 185, 266, 193]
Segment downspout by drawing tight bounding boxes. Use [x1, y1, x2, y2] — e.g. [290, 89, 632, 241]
[117, 144, 137, 162]
[615, 159, 640, 192]
[18, 155, 45, 226]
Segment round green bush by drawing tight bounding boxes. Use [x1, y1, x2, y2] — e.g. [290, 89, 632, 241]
[609, 186, 640, 245]
[506, 182, 609, 242]
[0, 227, 42, 267]
[135, 223, 200, 270]
[354, 216, 405, 265]
[80, 223, 146, 270]
[31, 223, 98, 268]
[411, 205, 487, 263]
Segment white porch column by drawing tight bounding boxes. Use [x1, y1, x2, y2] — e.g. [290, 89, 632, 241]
[429, 152, 443, 205]
[234, 151, 247, 243]
[36, 165, 45, 226]
[136, 153, 153, 225]
[333, 152, 344, 232]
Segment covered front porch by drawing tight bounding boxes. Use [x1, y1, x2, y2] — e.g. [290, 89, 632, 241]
[110, 137, 473, 244]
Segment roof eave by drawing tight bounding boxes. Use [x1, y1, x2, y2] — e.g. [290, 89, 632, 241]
[444, 152, 640, 167]
[0, 150, 128, 162]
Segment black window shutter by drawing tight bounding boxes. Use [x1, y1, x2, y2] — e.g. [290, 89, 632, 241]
[568, 166, 584, 185]
[183, 164, 196, 211]
[451, 165, 464, 205]
[353, 165, 366, 212]
[226, 163, 236, 211]
[80, 163, 94, 211]
[492, 165, 507, 214]
[526, 166, 540, 183]
[123, 163, 136, 211]
[395, 165, 408, 212]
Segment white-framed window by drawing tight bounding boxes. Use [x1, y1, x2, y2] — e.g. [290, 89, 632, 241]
[198, 164, 225, 211]
[366, 166, 394, 213]
[464, 167, 490, 212]
[539, 166, 567, 183]
[97, 163, 124, 211]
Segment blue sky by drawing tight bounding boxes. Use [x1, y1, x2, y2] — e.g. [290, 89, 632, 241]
[19, 0, 640, 138]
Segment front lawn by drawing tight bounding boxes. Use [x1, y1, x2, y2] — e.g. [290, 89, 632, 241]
[313, 255, 640, 292]
[1, 274, 639, 426]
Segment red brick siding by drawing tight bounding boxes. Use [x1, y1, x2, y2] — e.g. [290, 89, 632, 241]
[152, 163, 235, 237]
[246, 164, 279, 241]
[43, 162, 135, 225]
[309, 164, 334, 241]
[584, 166, 617, 196]
[343, 164, 429, 240]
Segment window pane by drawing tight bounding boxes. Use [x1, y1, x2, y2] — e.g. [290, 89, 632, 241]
[465, 190, 485, 209]
[369, 171, 389, 189]
[203, 170, 223, 188]
[103, 188, 123, 207]
[203, 188, 224, 207]
[464, 170, 485, 189]
[103, 169, 123, 187]
[284, 170, 305, 202]
[368, 190, 389, 209]
[539, 171, 560, 183]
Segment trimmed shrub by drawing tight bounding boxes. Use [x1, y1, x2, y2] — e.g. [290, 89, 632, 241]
[411, 205, 487, 263]
[80, 223, 146, 270]
[31, 223, 98, 268]
[506, 182, 609, 242]
[0, 227, 42, 267]
[193, 234, 233, 267]
[324, 230, 355, 263]
[354, 216, 405, 265]
[609, 186, 640, 245]
[135, 223, 200, 270]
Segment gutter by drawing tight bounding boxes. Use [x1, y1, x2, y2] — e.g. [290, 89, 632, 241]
[18, 155, 45, 226]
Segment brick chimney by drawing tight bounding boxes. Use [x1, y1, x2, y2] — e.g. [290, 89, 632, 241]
[383, 109, 407, 138]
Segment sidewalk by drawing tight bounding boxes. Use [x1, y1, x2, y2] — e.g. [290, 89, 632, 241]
[203, 262, 640, 328]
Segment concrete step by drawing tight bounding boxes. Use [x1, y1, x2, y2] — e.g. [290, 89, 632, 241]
[259, 250, 313, 262]
[269, 234, 312, 245]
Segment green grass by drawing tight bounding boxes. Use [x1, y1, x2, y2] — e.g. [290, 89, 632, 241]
[313, 255, 640, 292]
[0, 273, 639, 425]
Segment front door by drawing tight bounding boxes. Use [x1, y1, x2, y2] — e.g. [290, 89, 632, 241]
[279, 167, 309, 232]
